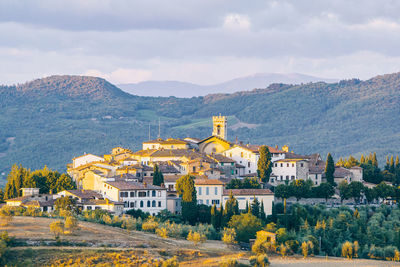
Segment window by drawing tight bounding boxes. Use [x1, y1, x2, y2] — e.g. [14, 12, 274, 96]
[147, 200, 151, 207]
[206, 187, 209, 195]
[271, 178, 274, 182]
[212, 199, 220, 204]
[198, 187, 202, 195]
[287, 163, 289, 167]
[291, 175, 295, 180]
[292, 163, 294, 167]
[138, 192, 146, 197]
[152, 190, 156, 197]
[120, 192, 128, 198]
[158, 201, 162, 207]
[280, 163, 283, 167]
[136, 173, 141, 177]
[286, 175, 289, 180]
[168, 185, 174, 191]
[280, 176, 283, 180]
[300, 163, 304, 167]
[206, 199, 209, 205]
[152, 200, 156, 207]
[198, 200, 203, 204]
[130, 192, 135, 197]
[140, 201, 143, 207]
[130, 202, 135, 207]
[248, 162, 251, 167]
[274, 163, 277, 167]
[231, 170, 234, 175]
[87, 206, 92, 210]
[214, 187, 218, 195]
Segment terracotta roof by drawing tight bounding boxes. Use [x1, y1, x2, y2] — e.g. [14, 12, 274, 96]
[235, 163, 245, 168]
[143, 138, 188, 145]
[223, 189, 274, 196]
[81, 199, 124, 205]
[111, 173, 140, 180]
[198, 135, 232, 145]
[275, 158, 308, 163]
[132, 149, 157, 157]
[209, 154, 236, 163]
[195, 179, 225, 185]
[72, 153, 103, 160]
[235, 144, 284, 154]
[105, 180, 166, 190]
[64, 190, 104, 199]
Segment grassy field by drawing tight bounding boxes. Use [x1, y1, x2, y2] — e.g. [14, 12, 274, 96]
[1, 217, 399, 266]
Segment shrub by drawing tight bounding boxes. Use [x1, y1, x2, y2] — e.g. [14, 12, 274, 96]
[342, 241, 353, 259]
[64, 216, 79, 235]
[156, 228, 168, 238]
[162, 256, 179, 267]
[0, 208, 13, 226]
[50, 220, 65, 238]
[249, 254, 269, 267]
[222, 228, 237, 247]
[252, 231, 276, 255]
[187, 230, 206, 246]
[228, 213, 262, 243]
[218, 258, 238, 267]
[142, 217, 159, 233]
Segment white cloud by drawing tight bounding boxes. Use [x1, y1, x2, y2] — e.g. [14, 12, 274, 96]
[223, 13, 251, 30]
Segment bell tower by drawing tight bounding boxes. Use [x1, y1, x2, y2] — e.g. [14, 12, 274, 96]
[212, 115, 227, 140]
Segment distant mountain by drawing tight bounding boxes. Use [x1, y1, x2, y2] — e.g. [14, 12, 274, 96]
[118, 73, 338, 97]
[0, 73, 399, 183]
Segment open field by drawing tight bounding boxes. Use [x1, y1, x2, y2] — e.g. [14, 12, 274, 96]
[2, 216, 400, 266]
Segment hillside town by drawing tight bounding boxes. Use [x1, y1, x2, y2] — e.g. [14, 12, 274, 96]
[3, 115, 368, 216]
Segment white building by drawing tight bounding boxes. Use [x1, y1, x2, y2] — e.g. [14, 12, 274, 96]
[270, 159, 309, 185]
[223, 144, 286, 175]
[102, 180, 167, 215]
[72, 153, 104, 169]
[194, 179, 224, 207]
[222, 189, 275, 215]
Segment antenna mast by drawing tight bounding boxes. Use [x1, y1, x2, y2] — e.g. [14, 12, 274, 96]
[148, 123, 151, 140]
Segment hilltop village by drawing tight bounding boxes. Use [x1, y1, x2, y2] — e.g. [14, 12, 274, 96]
[3, 116, 365, 217]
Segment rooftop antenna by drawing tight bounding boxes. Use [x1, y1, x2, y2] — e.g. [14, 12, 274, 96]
[148, 123, 151, 141]
[158, 118, 161, 139]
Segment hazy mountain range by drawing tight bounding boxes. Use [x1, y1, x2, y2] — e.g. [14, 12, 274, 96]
[0, 72, 399, 183]
[118, 73, 338, 97]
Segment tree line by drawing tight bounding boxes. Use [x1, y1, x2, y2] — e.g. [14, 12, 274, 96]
[0, 164, 76, 201]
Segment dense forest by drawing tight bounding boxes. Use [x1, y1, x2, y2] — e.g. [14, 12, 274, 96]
[1, 72, 400, 183]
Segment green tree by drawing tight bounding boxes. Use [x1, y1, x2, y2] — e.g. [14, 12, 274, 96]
[228, 213, 263, 242]
[338, 180, 351, 203]
[4, 164, 30, 199]
[325, 153, 335, 185]
[274, 184, 291, 214]
[290, 179, 312, 201]
[316, 182, 335, 202]
[176, 175, 197, 224]
[349, 181, 364, 204]
[54, 174, 76, 193]
[211, 204, 219, 229]
[224, 190, 239, 226]
[257, 146, 272, 183]
[260, 201, 266, 221]
[54, 196, 76, 212]
[152, 164, 164, 186]
[251, 197, 260, 218]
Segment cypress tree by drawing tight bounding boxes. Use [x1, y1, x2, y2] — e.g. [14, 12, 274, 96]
[325, 153, 335, 185]
[153, 164, 160, 186]
[372, 152, 378, 167]
[260, 200, 266, 221]
[211, 203, 218, 229]
[395, 156, 399, 168]
[245, 201, 249, 213]
[4, 164, 29, 199]
[176, 175, 197, 224]
[219, 206, 224, 227]
[224, 190, 239, 225]
[390, 156, 395, 173]
[385, 156, 390, 171]
[360, 154, 365, 164]
[257, 145, 272, 183]
[251, 196, 260, 218]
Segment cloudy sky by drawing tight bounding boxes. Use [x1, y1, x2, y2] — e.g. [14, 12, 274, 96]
[1, 0, 400, 85]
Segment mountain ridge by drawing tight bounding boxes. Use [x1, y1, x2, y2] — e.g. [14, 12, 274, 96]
[0, 72, 399, 181]
[118, 72, 338, 98]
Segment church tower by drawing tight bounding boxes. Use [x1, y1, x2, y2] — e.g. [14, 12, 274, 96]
[212, 115, 227, 140]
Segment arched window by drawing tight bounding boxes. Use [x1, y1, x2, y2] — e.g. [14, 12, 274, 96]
[147, 200, 151, 207]
[140, 201, 143, 207]
[217, 125, 221, 135]
[152, 200, 156, 207]
[152, 190, 156, 197]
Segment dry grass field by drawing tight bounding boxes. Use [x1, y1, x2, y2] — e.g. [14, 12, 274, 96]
[2, 217, 400, 266]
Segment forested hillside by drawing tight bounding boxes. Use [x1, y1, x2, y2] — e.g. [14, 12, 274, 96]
[0, 73, 399, 182]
